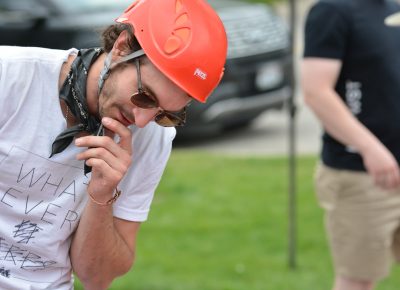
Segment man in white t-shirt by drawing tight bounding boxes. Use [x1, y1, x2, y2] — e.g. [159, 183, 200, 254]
[0, 0, 227, 289]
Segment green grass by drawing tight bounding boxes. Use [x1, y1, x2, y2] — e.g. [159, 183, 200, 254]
[75, 151, 400, 290]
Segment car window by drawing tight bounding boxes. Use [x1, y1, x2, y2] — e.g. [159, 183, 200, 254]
[0, 0, 39, 10]
[0, 0, 48, 19]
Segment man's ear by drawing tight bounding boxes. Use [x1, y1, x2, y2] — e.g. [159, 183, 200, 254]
[112, 30, 131, 57]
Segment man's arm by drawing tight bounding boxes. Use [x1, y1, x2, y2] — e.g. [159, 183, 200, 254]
[70, 205, 140, 290]
[301, 57, 400, 189]
[71, 117, 141, 290]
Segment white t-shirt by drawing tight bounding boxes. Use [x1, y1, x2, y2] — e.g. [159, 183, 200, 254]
[0, 46, 175, 289]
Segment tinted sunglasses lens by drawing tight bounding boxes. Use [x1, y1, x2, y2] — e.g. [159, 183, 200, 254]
[131, 92, 157, 109]
[155, 112, 185, 127]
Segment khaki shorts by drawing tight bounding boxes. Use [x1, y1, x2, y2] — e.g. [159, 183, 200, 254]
[315, 163, 400, 281]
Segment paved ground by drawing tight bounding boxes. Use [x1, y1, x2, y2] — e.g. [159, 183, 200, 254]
[175, 105, 321, 156]
[175, 0, 321, 156]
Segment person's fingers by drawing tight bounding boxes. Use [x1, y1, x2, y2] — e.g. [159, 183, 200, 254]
[385, 167, 400, 189]
[102, 117, 133, 154]
[85, 158, 123, 185]
[75, 135, 131, 162]
[76, 147, 130, 173]
[373, 167, 400, 190]
[392, 168, 400, 187]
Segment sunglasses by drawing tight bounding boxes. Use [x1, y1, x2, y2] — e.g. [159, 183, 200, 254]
[130, 58, 187, 127]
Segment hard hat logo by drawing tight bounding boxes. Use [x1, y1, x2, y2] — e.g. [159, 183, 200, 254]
[194, 69, 207, 81]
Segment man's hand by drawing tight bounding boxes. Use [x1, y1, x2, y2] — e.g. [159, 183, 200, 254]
[71, 117, 138, 289]
[75, 117, 132, 202]
[361, 143, 400, 190]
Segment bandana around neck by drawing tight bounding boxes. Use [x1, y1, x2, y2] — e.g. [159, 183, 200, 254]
[50, 48, 103, 159]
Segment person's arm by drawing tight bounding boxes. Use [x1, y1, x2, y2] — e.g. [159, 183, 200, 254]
[70, 117, 139, 290]
[301, 58, 400, 189]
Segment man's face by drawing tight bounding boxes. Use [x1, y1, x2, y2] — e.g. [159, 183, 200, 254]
[98, 57, 191, 128]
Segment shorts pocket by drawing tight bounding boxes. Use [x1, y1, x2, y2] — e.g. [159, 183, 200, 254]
[314, 163, 341, 211]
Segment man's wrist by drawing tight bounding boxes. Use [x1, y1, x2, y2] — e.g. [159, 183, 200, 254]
[88, 188, 122, 206]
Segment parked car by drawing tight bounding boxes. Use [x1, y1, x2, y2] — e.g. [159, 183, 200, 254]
[0, 0, 292, 139]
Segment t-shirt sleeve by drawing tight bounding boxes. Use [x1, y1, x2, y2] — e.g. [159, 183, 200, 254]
[0, 61, 6, 131]
[303, 2, 351, 60]
[112, 123, 176, 222]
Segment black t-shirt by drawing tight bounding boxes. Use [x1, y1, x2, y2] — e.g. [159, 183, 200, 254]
[304, 0, 400, 171]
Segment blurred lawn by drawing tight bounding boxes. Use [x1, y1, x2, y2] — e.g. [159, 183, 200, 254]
[75, 151, 400, 290]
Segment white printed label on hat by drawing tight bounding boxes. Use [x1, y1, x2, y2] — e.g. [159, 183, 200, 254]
[194, 68, 207, 80]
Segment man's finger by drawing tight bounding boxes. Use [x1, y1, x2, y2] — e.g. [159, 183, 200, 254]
[102, 117, 133, 153]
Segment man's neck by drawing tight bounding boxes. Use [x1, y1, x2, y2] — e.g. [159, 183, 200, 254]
[59, 54, 77, 91]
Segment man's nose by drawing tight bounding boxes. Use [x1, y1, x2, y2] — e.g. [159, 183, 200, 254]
[132, 107, 158, 128]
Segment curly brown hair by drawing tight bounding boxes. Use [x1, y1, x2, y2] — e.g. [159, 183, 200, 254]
[101, 23, 142, 53]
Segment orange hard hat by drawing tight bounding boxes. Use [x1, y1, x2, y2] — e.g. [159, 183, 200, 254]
[116, 0, 228, 103]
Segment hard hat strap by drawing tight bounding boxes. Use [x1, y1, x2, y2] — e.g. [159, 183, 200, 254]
[98, 49, 145, 95]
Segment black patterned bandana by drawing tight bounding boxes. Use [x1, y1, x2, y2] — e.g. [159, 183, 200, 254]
[50, 48, 103, 158]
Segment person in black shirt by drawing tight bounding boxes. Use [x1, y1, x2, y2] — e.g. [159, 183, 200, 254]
[302, 0, 400, 289]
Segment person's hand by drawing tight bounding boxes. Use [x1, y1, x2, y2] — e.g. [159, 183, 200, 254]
[75, 117, 133, 202]
[361, 142, 400, 190]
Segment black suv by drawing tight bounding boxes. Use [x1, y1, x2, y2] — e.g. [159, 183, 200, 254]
[0, 0, 292, 138]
